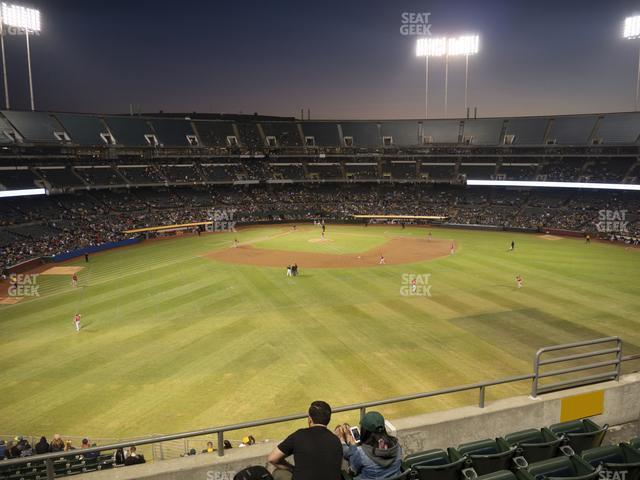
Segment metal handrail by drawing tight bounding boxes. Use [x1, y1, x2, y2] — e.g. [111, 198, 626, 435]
[1, 337, 638, 479]
[531, 337, 623, 396]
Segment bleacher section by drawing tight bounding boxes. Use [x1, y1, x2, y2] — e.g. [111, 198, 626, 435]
[193, 121, 236, 147]
[504, 117, 549, 145]
[380, 121, 421, 146]
[300, 122, 341, 146]
[102, 116, 155, 147]
[462, 119, 503, 145]
[1, 111, 65, 143]
[149, 119, 196, 147]
[340, 122, 380, 147]
[548, 116, 598, 145]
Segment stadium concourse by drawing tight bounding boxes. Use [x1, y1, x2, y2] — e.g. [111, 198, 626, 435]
[0, 110, 640, 272]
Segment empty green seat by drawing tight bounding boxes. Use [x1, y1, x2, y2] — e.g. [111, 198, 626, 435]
[629, 438, 640, 451]
[548, 419, 608, 455]
[455, 438, 517, 476]
[505, 428, 563, 463]
[403, 448, 468, 480]
[526, 454, 599, 480]
[582, 443, 640, 480]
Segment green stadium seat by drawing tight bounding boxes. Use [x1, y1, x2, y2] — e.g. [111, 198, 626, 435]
[526, 454, 600, 480]
[403, 448, 468, 480]
[504, 428, 563, 463]
[629, 438, 640, 451]
[455, 438, 518, 475]
[548, 420, 608, 454]
[582, 443, 640, 480]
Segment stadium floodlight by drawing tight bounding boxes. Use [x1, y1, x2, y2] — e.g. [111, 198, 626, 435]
[0, 187, 46, 198]
[466, 179, 640, 191]
[416, 35, 480, 119]
[416, 37, 447, 120]
[447, 35, 479, 56]
[0, 3, 40, 111]
[624, 15, 640, 39]
[624, 16, 640, 111]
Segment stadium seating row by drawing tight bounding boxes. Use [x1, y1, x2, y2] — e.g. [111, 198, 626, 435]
[0, 453, 114, 480]
[398, 419, 636, 480]
[0, 157, 638, 190]
[0, 110, 639, 148]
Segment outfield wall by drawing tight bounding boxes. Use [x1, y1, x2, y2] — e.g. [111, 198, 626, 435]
[78, 372, 640, 480]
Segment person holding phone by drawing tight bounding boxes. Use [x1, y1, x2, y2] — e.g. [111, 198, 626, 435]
[334, 412, 402, 480]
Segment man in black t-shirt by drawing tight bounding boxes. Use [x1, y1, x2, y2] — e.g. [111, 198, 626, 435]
[267, 400, 342, 480]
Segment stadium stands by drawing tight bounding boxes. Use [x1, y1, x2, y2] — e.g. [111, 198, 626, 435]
[0, 109, 639, 271]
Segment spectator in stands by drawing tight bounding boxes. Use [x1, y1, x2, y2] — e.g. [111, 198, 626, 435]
[50, 434, 65, 452]
[267, 400, 342, 480]
[0, 439, 6, 459]
[35, 436, 50, 455]
[202, 441, 215, 454]
[64, 440, 75, 452]
[4, 440, 13, 459]
[15, 437, 32, 457]
[239, 435, 256, 447]
[124, 446, 146, 465]
[80, 438, 91, 449]
[334, 412, 402, 480]
[83, 443, 99, 460]
[224, 439, 233, 449]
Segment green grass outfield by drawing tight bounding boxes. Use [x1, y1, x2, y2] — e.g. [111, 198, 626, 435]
[1, 224, 640, 443]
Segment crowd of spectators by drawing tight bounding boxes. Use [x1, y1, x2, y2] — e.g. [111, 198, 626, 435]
[1, 185, 639, 270]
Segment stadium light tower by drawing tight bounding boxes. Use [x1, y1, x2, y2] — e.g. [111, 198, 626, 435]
[416, 37, 446, 119]
[1, 3, 41, 111]
[447, 35, 479, 116]
[416, 35, 479, 119]
[624, 15, 640, 111]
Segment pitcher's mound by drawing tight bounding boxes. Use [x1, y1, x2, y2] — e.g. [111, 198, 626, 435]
[205, 237, 453, 268]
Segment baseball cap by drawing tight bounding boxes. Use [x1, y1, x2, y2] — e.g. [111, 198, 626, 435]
[361, 411, 385, 433]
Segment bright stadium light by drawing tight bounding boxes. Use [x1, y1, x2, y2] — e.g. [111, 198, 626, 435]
[0, 3, 40, 110]
[415, 37, 447, 120]
[416, 34, 480, 119]
[0, 187, 46, 198]
[624, 15, 640, 39]
[624, 15, 640, 111]
[466, 179, 640, 191]
[447, 35, 479, 56]
[1, 3, 40, 31]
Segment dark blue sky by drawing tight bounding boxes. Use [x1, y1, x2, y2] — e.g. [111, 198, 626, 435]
[9, 0, 640, 118]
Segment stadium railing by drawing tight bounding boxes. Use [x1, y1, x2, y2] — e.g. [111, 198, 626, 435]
[2, 337, 639, 479]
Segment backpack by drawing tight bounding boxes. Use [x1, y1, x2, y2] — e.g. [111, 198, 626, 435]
[233, 466, 273, 480]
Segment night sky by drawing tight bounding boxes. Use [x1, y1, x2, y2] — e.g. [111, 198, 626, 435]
[8, 0, 640, 118]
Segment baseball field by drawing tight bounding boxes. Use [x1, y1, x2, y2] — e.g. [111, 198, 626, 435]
[1, 224, 639, 444]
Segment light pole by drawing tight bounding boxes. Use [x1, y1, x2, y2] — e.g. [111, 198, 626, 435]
[416, 35, 479, 119]
[0, 22, 8, 109]
[447, 35, 479, 117]
[1, 3, 41, 110]
[415, 37, 446, 119]
[624, 15, 640, 111]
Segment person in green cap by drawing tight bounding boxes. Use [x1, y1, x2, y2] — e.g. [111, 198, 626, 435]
[334, 411, 402, 479]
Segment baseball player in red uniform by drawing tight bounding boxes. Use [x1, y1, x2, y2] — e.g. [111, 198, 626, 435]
[74, 313, 81, 332]
[71, 273, 78, 288]
[516, 275, 523, 289]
